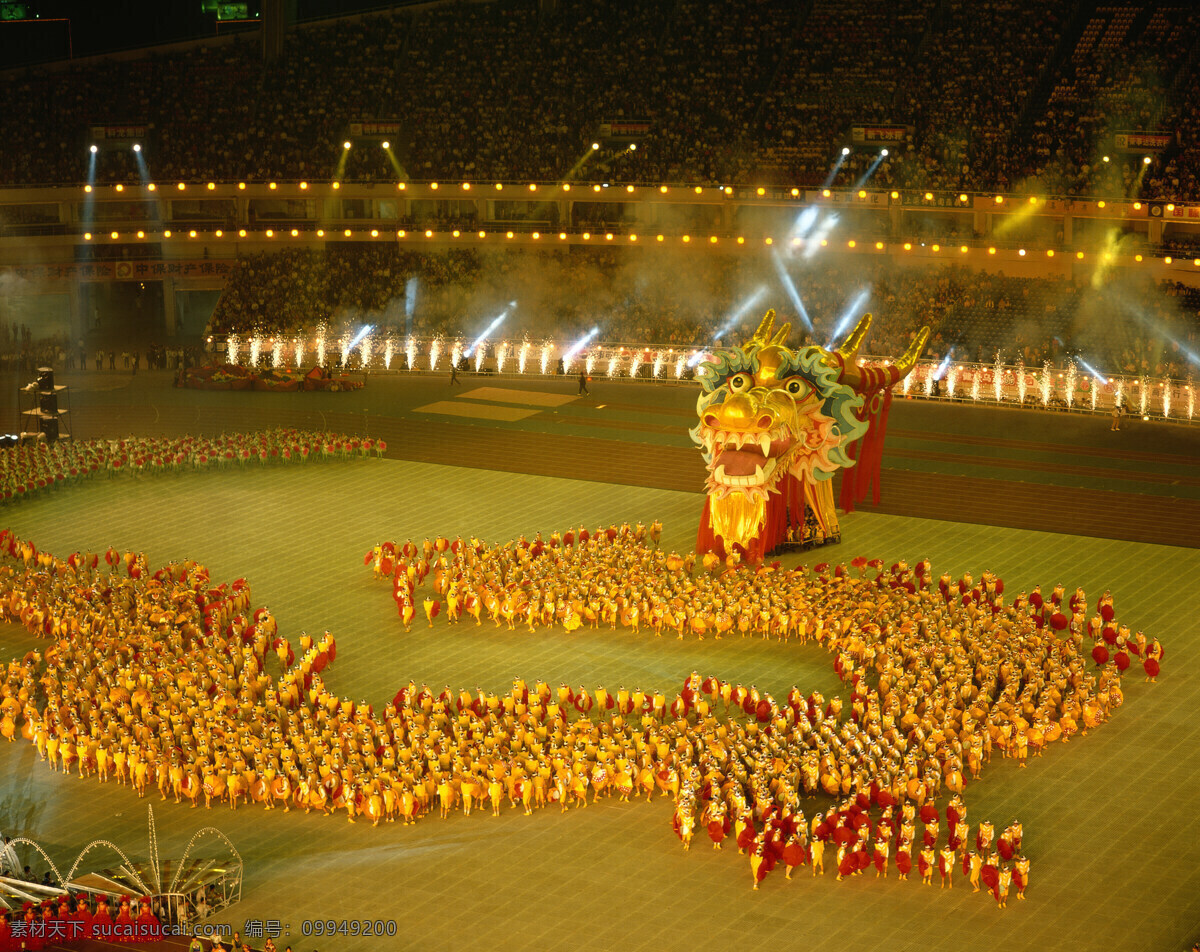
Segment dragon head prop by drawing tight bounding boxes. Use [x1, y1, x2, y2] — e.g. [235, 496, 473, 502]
[690, 309, 928, 557]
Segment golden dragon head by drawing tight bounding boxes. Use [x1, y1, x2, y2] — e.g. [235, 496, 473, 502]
[690, 309, 928, 551]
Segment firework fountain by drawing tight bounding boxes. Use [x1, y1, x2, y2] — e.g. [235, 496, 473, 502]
[993, 354, 1004, 402]
[1064, 362, 1077, 410]
[1039, 361, 1052, 407]
[1016, 358, 1027, 403]
[226, 334, 239, 365]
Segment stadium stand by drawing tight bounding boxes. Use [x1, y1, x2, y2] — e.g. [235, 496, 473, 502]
[1, 0, 1198, 198]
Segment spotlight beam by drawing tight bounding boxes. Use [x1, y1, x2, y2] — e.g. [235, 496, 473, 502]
[821, 147, 851, 188]
[466, 305, 514, 357]
[1112, 292, 1200, 368]
[852, 151, 887, 191]
[802, 213, 839, 260]
[713, 286, 768, 340]
[134, 148, 152, 189]
[405, 278, 419, 317]
[564, 327, 599, 362]
[347, 324, 373, 352]
[771, 250, 814, 332]
[334, 143, 351, 182]
[933, 350, 955, 381]
[83, 150, 97, 230]
[791, 206, 819, 241]
[562, 143, 602, 183]
[384, 144, 408, 181]
[686, 289, 768, 368]
[1076, 357, 1109, 384]
[828, 288, 871, 348]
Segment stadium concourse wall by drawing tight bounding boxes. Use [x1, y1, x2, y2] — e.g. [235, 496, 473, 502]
[3, 179, 1200, 344]
[4, 180, 1200, 249]
[2, 243, 1200, 348]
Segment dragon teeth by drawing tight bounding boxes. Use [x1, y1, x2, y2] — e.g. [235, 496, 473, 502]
[703, 427, 779, 459]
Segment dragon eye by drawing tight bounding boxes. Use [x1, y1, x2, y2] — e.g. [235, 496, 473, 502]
[729, 374, 751, 393]
[784, 377, 808, 396]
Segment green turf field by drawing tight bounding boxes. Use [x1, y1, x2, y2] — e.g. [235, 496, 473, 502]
[0, 458, 1197, 952]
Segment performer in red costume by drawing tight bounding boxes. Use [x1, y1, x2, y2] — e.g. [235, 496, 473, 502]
[1144, 637, 1164, 681]
[895, 839, 913, 881]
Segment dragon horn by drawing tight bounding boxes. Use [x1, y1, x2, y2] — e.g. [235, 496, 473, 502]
[836, 324, 931, 392]
[751, 309, 777, 345]
[835, 313, 873, 361]
[893, 326, 931, 380]
[769, 323, 792, 347]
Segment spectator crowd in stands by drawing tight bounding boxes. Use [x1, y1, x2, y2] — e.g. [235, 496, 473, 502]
[0, 0, 1198, 202]
[203, 246, 1200, 381]
[1, 0, 1198, 385]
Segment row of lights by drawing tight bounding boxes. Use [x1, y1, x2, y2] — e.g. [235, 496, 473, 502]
[79, 181, 1176, 206]
[80, 139, 1158, 202]
[83, 180, 771, 196]
[75, 229, 1200, 265]
[81, 228, 724, 243]
[79, 179, 1178, 210]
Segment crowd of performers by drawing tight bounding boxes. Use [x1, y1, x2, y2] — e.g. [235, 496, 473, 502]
[363, 523, 1162, 902]
[676, 774, 1033, 902]
[370, 523, 1163, 683]
[0, 895, 163, 950]
[0, 522, 1164, 910]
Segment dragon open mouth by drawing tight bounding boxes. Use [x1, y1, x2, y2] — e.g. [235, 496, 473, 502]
[698, 425, 796, 495]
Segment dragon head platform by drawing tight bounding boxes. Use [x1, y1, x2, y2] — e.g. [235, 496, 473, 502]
[690, 309, 928, 560]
